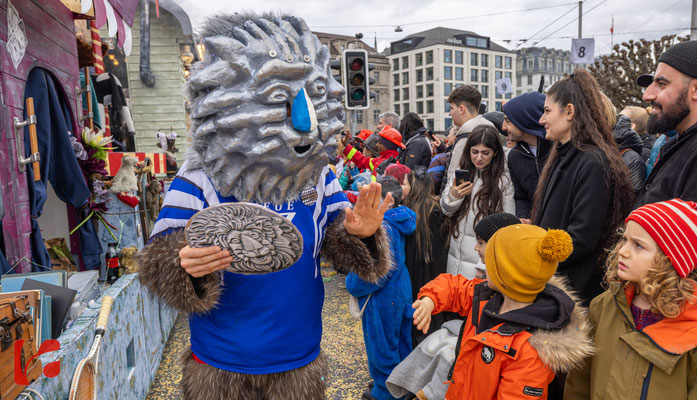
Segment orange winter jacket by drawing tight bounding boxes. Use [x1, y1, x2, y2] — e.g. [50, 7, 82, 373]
[418, 274, 593, 400]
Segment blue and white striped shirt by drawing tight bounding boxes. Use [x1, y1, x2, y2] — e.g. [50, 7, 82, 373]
[151, 161, 350, 373]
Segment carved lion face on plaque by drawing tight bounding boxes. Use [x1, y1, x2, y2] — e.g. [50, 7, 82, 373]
[185, 13, 345, 205]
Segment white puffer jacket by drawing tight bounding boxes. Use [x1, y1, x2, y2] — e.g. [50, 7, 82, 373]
[440, 170, 515, 278]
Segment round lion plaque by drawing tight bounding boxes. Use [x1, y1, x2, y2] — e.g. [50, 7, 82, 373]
[185, 203, 303, 274]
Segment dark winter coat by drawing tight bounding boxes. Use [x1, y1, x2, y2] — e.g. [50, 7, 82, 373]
[634, 122, 697, 208]
[640, 133, 658, 161]
[533, 142, 612, 304]
[404, 207, 451, 344]
[507, 138, 552, 219]
[400, 127, 432, 170]
[613, 115, 647, 195]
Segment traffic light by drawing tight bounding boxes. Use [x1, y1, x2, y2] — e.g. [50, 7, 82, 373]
[342, 49, 369, 110]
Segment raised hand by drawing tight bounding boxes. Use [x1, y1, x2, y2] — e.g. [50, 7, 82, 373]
[343, 182, 393, 238]
[179, 245, 233, 277]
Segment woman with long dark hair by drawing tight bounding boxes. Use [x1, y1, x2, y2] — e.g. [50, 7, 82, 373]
[401, 167, 450, 344]
[440, 125, 514, 278]
[533, 69, 633, 304]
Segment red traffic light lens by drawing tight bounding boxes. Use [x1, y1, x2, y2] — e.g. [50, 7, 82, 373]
[350, 73, 364, 85]
[350, 58, 364, 71]
[351, 88, 365, 100]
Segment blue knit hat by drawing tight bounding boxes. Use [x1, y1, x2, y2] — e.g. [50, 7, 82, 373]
[502, 92, 546, 139]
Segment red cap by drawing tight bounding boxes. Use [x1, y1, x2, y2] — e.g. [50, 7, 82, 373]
[379, 126, 405, 149]
[626, 199, 697, 278]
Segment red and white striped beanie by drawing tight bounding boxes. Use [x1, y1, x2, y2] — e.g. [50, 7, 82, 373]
[626, 199, 697, 278]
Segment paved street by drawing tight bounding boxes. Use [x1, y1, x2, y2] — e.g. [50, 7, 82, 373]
[146, 265, 371, 399]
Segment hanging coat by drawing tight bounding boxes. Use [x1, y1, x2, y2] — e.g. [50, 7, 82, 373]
[23, 68, 100, 271]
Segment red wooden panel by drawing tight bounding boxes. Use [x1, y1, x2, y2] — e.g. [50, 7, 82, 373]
[0, 6, 8, 42]
[28, 0, 75, 33]
[6, 0, 77, 57]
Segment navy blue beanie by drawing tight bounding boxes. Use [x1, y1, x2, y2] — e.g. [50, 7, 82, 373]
[502, 92, 546, 138]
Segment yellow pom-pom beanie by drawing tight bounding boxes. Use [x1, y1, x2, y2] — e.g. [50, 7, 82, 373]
[485, 224, 573, 303]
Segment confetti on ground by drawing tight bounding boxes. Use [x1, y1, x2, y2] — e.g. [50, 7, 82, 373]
[146, 269, 370, 399]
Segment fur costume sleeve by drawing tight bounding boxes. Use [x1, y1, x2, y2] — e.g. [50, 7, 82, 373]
[321, 211, 393, 284]
[137, 229, 222, 314]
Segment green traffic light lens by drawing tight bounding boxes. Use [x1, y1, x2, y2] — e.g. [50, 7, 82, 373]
[350, 58, 364, 71]
[350, 73, 364, 85]
[351, 88, 365, 100]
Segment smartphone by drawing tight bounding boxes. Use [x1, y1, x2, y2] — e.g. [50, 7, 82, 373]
[455, 169, 471, 185]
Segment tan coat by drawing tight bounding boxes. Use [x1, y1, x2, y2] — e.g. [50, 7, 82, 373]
[565, 283, 697, 400]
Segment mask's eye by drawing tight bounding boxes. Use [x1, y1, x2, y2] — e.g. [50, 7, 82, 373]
[308, 80, 327, 97]
[261, 83, 291, 104]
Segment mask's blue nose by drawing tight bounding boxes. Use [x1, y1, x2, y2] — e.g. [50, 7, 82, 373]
[291, 88, 318, 133]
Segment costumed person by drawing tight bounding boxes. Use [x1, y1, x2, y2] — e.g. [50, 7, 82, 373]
[342, 125, 405, 177]
[565, 199, 697, 399]
[412, 224, 593, 400]
[136, 13, 393, 400]
[346, 176, 415, 400]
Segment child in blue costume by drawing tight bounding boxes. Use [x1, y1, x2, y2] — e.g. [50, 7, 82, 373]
[347, 176, 416, 400]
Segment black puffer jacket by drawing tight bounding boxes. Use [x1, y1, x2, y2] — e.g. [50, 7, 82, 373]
[399, 127, 432, 170]
[507, 137, 552, 219]
[613, 115, 646, 195]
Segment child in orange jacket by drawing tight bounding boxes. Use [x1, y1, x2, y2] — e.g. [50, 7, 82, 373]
[342, 126, 404, 176]
[412, 224, 593, 400]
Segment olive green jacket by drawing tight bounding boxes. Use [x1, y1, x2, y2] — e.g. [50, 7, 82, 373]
[565, 283, 697, 400]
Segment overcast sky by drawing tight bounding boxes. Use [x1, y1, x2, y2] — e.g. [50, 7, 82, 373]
[175, 0, 692, 56]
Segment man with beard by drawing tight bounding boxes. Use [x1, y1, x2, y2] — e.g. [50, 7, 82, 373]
[634, 41, 697, 207]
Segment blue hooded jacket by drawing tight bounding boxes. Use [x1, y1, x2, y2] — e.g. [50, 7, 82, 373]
[346, 205, 416, 400]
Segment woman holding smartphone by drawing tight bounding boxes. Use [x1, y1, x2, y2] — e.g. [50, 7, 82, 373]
[533, 69, 633, 305]
[440, 125, 514, 278]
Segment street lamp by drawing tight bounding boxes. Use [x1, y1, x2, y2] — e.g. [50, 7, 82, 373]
[395, 26, 403, 33]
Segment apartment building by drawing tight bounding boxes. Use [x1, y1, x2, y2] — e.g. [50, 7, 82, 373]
[515, 47, 576, 95]
[387, 27, 515, 132]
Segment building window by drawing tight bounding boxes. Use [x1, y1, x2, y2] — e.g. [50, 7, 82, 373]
[426, 67, 433, 81]
[470, 69, 478, 82]
[427, 100, 434, 113]
[426, 118, 434, 131]
[445, 99, 451, 111]
[481, 85, 489, 98]
[556, 60, 561, 72]
[356, 110, 363, 124]
[426, 50, 433, 64]
[403, 87, 409, 100]
[445, 117, 453, 130]
[455, 67, 463, 81]
[444, 66, 452, 80]
[444, 49, 452, 63]
[455, 83, 463, 88]
[403, 103, 410, 113]
[416, 69, 423, 82]
[374, 91, 380, 104]
[495, 101, 502, 111]
[481, 69, 488, 82]
[416, 53, 423, 66]
[402, 56, 409, 69]
[402, 72, 409, 85]
[547, 60, 552, 71]
[426, 83, 434, 97]
[394, 104, 400, 114]
[394, 89, 400, 101]
[505, 56, 512, 69]
[470, 53, 478, 66]
[393, 74, 399, 86]
[374, 109, 381, 123]
[495, 71, 502, 80]
[481, 54, 488, 67]
[528, 60, 533, 70]
[527, 75, 533, 85]
[505, 71, 512, 80]
[495, 55, 502, 68]
[417, 101, 424, 114]
[444, 82, 452, 96]
[471, 84, 478, 90]
[416, 85, 424, 98]
[374, 71, 380, 82]
[455, 50, 463, 64]
[393, 58, 399, 70]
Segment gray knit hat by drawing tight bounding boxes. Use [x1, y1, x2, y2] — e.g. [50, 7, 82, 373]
[637, 41, 697, 87]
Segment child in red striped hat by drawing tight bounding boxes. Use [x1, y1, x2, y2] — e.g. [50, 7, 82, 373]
[565, 198, 697, 400]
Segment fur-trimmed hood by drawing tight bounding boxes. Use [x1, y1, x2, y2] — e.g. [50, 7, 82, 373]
[527, 275, 595, 373]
